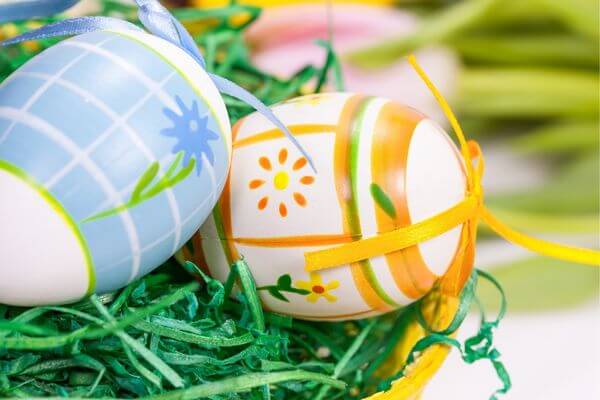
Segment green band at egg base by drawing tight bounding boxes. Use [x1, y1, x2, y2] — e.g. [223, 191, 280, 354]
[0, 160, 96, 295]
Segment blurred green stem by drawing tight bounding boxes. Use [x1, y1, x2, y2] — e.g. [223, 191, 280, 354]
[451, 35, 599, 67]
[535, 0, 599, 40]
[487, 154, 599, 214]
[510, 120, 600, 154]
[475, 0, 599, 39]
[479, 257, 599, 312]
[458, 68, 599, 118]
[346, 0, 500, 68]
[347, 0, 598, 68]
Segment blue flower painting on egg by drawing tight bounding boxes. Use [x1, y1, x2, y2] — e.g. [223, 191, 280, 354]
[0, 30, 231, 306]
[162, 96, 220, 175]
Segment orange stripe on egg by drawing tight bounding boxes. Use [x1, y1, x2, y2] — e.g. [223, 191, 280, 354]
[371, 102, 436, 299]
[232, 118, 243, 142]
[371, 102, 421, 299]
[440, 224, 474, 297]
[212, 121, 243, 265]
[334, 95, 392, 313]
[233, 124, 336, 149]
[232, 233, 355, 247]
[438, 136, 473, 297]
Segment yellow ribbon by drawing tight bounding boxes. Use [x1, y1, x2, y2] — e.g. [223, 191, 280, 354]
[305, 55, 600, 273]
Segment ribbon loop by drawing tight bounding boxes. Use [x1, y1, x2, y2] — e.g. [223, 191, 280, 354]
[134, 0, 207, 69]
[304, 54, 599, 273]
[0, 0, 315, 171]
[0, 0, 80, 23]
[0, 17, 143, 46]
[136, 0, 181, 44]
[481, 207, 600, 266]
[209, 74, 315, 170]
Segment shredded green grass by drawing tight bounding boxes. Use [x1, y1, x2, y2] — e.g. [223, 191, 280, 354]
[0, 260, 413, 399]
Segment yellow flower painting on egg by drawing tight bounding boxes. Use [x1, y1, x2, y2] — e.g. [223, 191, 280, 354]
[295, 273, 340, 304]
[249, 148, 315, 218]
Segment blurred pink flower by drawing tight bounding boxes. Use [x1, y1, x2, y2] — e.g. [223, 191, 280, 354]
[246, 4, 460, 120]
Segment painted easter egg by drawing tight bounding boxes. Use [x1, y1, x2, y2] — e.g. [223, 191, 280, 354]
[178, 93, 466, 321]
[0, 30, 231, 306]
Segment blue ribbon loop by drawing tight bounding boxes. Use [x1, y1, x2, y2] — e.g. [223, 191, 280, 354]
[0, 0, 316, 171]
[0, 0, 80, 23]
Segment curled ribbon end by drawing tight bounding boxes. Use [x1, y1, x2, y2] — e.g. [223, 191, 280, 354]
[209, 73, 316, 170]
[305, 57, 600, 274]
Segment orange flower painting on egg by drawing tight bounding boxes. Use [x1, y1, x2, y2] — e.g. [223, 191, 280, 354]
[248, 148, 315, 218]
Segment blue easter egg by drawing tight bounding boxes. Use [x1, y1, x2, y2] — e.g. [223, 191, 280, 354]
[0, 30, 231, 306]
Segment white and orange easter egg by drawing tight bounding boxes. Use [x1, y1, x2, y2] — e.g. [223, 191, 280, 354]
[179, 93, 466, 321]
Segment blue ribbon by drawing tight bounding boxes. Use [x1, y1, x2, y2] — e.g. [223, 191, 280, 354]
[0, 0, 315, 170]
[0, 0, 80, 23]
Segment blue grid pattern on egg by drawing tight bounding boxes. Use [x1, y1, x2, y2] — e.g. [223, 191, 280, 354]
[0, 31, 228, 294]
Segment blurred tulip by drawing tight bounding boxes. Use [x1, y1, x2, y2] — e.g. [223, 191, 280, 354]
[244, 4, 460, 120]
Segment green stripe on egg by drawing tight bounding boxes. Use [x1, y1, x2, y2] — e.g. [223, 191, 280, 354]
[349, 98, 399, 308]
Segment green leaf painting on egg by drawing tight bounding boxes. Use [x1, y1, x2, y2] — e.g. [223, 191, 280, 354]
[258, 274, 311, 303]
[82, 97, 219, 224]
[370, 183, 397, 219]
[83, 153, 196, 223]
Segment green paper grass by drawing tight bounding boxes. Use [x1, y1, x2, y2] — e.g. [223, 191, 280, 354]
[0, 260, 405, 399]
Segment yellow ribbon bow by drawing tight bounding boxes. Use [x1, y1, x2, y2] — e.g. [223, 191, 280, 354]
[305, 55, 600, 294]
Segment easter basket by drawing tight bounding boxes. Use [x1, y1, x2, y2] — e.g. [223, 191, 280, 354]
[0, 4, 482, 397]
[356, 269, 507, 400]
[365, 290, 459, 400]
